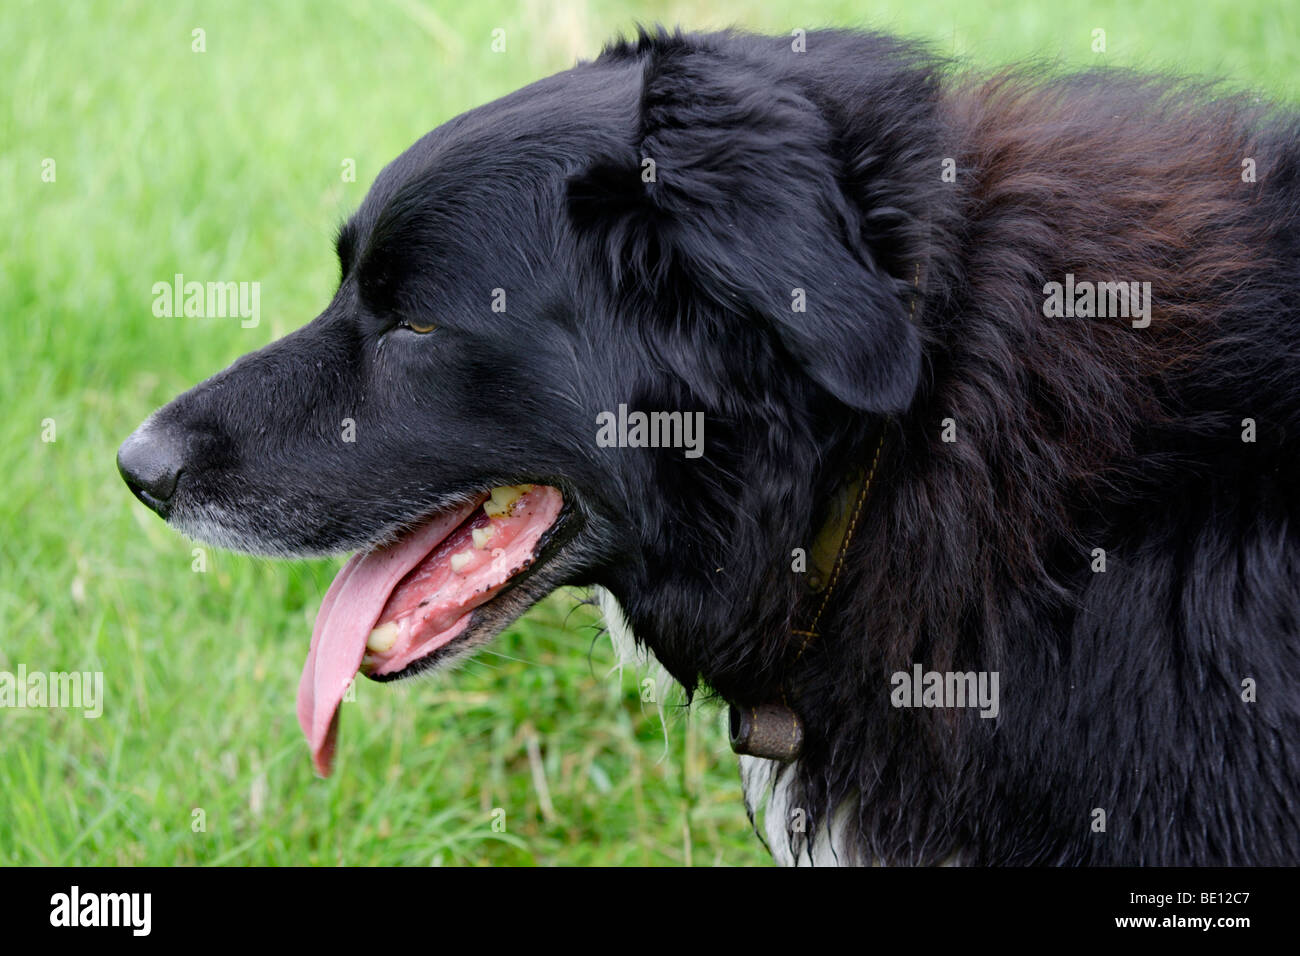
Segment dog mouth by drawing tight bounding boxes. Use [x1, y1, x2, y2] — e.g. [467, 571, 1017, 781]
[296, 484, 565, 776]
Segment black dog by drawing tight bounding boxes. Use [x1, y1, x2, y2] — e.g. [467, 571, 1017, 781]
[119, 28, 1300, 865]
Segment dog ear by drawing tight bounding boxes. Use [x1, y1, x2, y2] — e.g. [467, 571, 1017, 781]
[568, 42, 921, 414]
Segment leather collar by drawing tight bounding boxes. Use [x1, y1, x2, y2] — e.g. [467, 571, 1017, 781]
[728, 255, 925, 762]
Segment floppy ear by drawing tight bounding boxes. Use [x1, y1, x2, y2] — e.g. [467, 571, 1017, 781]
[568, 41, 921, 414]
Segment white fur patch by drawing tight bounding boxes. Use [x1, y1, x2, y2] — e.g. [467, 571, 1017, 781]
[594, 586, 671, 752]
[594, 585, 642, 671]
[739, 755, 861, 866]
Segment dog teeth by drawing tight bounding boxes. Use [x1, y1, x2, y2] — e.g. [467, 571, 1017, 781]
[365, 621, 399, 653]
[450, 550, 473, 572]
[472, 525, 496, 549]
[483, 484, 533, 518]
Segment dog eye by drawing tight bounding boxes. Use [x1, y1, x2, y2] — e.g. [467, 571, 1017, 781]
[400, 319, 437, 334]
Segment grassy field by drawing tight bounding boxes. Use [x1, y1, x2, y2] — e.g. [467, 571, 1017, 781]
[1, 0, 1295, 866]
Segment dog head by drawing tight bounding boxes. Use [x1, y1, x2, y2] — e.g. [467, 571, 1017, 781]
[118, 28, 935, 772]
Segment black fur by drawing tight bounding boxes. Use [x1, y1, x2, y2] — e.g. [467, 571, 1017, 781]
[120, 27, 1300, 865]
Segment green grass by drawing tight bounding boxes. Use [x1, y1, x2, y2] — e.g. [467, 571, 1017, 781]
[1, 0, 1295, 865]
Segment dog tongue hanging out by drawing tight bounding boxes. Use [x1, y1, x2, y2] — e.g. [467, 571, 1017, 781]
[299, 486, 563, 775]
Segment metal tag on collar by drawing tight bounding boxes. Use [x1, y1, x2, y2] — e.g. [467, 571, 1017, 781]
[728, 702, 803, 761]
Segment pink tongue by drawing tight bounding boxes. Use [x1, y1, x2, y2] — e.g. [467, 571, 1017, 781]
[296, 500, 481, 776]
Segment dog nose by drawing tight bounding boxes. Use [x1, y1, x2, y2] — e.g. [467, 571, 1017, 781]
[117, 424, 185, 516]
